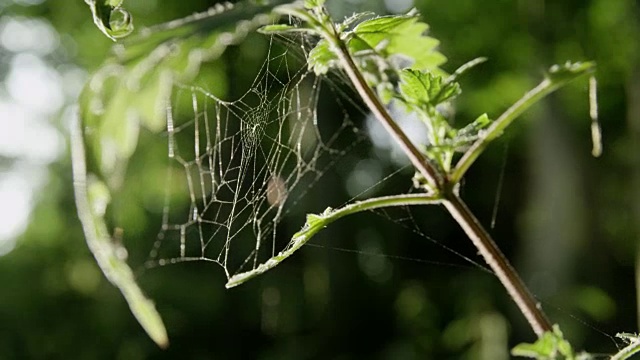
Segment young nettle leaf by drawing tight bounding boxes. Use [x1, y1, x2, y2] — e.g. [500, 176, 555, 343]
[304, 9, 446, 78]
[376, 82, 395, 104]
[308, 39, 338, 75]
[511, 325, 592, 360]
[452, 113, 492, 149]
[350, 11, 446, 71]
[398, 69, 461, 109]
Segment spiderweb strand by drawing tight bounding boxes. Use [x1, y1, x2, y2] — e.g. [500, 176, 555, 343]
[145, 35, 367, 279]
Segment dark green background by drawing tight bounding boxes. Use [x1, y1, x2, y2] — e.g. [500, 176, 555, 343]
[1, 0, 639, 358]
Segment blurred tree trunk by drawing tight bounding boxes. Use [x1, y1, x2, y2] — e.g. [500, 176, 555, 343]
[516, 0, 586, 303]
[520, 104, 586, 299]
[629, 68, 640, 330]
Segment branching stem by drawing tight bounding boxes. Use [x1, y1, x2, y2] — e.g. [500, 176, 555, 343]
[452, 63, 593, 183]
[226, 193, 441, 288]
[450, 78, 555, 183]
[318, 16, 553, 337]
[328, 31, 444, 190]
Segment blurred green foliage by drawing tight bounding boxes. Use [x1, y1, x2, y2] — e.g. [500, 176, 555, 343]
[1, 0, 639, 359]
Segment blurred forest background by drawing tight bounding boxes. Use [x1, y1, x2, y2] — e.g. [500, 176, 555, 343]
[1, 0, 639, 359]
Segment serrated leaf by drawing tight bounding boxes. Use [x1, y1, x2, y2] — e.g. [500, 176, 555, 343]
[511, 325, 581, 360]
[308, 39, 338, 75]
[398, 69, 438, 105]
[512, 333, 556, 358]
[351, 12, 446, 71]
[433, 81, 460, 104]
[85, 0, 134, 41]
[398, 69, 459, 108]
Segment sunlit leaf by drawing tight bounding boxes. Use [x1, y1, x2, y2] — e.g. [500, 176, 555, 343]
[79, 1, 285, 184]
[398, 69, 460, 108]
[308, 39, 338, 75]
[457, 113, 491, 138]
[71, 119, 168, 348]
[511, 325, 586, 360]
[351, 11, 446, 71]
[76, 0, 291, 347]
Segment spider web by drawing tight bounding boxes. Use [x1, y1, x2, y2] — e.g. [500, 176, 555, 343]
[144, 37, 368, 280]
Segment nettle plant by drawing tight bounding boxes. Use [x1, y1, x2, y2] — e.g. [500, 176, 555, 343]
[74, 0, 640, 358]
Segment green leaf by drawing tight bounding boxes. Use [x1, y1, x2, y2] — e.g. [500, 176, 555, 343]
[77, 0, 290, 347]
[399, 69, 439, 105]
[398, 69, 460, 108]
[71, 119, 168, 348]
[511, 325, 581, 360]
[79, 2, 281, 184]
[433, 80, 461, 104]
[457, 113, 491, 138]
[376, 82, 395, 104]
[351, 11, 446, 71]
[84, 0, 134, 41]
[449, 113, 492, 151]
[308, 39, 338, 75]
[304, 9, 446, 76]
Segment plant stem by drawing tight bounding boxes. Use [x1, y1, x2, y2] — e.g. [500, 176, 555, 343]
[450, 79, 555, 183]
[226, 193, 441, 288]
[610, 338, 640, 360]
[442, 192, 552, 336]
[322, 20, 553, 337]
[328, 32, 443, 191]
[451, 60, 596, 184]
